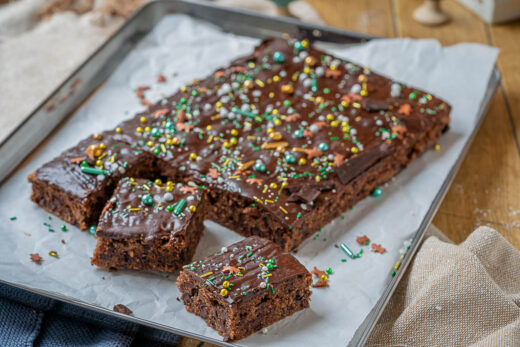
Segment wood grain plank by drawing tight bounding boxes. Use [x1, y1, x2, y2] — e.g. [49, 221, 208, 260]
[305, 0, 396, 37]
[488, 21, 520, 154]
[393, 0, 488, 45]
[433, 90, 520, 248]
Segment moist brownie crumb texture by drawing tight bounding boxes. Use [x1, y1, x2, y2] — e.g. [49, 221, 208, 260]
[29, 37, 450, 251]
[92, 177, 205, 272]
[176, 236, 312, 341]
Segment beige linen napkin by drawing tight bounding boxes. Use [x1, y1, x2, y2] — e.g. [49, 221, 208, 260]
[367, 226, 520, 346]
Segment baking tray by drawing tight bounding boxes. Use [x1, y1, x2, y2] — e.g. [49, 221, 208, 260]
[0, 0, 500, 346]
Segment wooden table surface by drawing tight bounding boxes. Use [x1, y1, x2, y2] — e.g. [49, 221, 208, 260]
[180, 1, 520, 346]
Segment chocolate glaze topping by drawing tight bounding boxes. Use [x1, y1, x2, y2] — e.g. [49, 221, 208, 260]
[96, 177, 203, 242]
[183, 236, 308, 304]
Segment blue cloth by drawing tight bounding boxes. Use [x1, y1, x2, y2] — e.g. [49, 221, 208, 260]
[0, 283, 179, 347]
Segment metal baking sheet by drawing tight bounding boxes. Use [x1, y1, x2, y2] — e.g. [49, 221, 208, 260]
[0, 1, 499, 346]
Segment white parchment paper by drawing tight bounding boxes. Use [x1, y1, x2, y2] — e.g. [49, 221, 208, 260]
[0, 14, 498, 346]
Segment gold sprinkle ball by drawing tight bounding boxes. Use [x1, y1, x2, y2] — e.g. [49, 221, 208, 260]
[139, 116, 147, 123]
[220, 288, 228, 296]
[189, 205, 196, 212]
[281, 84, 294, 94]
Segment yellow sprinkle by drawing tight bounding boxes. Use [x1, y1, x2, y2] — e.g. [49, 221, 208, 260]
[142, 185, 150, 190]
[360, 90, 368, 96]
[207, 135, 213, 143]
[129, 208, 140, 212]
[269, 183, 278, 189]
[263, 273, 272, 278]
[280, 206, 288, 214]
[265, 199, 274, 204]
[434, 144, 441, 151]
[211, 114, 220, 121]
[98, 153, 107, 160]
[255, 79, 264, 87]
[161, 144, 167, 153]
[394, 261, 401, 270]
[263, 186, 268, 193]
[353, 102, 361, 108]
[228, 175, 240, 179]
[201, 272, 213, 277]
[253, 196, 263, 204]
[239, 160, 255, 171]
[223, 158, 231, 166]
[261, 141, 288, 149]
[273, 75, 280, 82]
[351, 147, 359, 153]
[269, 92, 275, 98]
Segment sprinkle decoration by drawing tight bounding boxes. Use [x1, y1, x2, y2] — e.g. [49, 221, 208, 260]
[48, 251, 59, 258]
[188, 242, 279, 298]
[311, 266, 330, 288]
[340, 243, 363, 259]
[391, 238, 412, 277]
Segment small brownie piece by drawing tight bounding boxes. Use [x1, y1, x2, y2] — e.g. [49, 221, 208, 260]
[92, 177, 204, 272]
[177, 236, 312, 341]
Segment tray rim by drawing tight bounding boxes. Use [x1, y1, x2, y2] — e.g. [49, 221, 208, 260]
[0, 1, 501, 346]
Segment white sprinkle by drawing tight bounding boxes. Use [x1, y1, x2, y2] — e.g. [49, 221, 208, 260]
[259, 282, 267, 288]
[221, 247, 228, 253]
[163, 193, 174, 202]
[350, 83, 361, 94]
[390, 83, 402, 98]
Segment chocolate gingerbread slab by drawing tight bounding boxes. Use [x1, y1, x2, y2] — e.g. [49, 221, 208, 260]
[92, 177, 205, 272]
[29, 37, 450, 250]
[176, 236, 312, 341]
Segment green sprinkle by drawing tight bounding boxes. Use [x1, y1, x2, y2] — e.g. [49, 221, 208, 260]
[89, 225, 97, 235]
[173, 199, 186, 215]
[81, 167, 106, 176]
[9, 216, 16, 221]
[391, 270, 396, 277]
[371, 187, 382, 197]
[246, 251, 253, 258]
[61, 225, 67, 232]
[341, 258, 347, 263]
[326, 267, 333, 275]
[242, 292, 247, 296]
